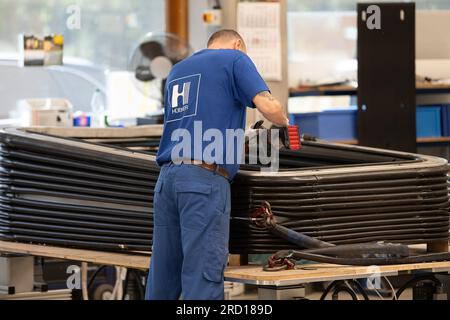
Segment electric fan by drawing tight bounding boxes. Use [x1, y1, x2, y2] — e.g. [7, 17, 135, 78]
[127, 32, 192, 123]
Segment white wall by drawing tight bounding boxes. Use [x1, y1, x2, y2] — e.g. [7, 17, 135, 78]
[188, 0, 210, 51]
[188, 0, 224, 52]
[417, 10, 450, 59]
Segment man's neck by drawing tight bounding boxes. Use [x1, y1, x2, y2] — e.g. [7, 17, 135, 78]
[207, 44, 234, 50]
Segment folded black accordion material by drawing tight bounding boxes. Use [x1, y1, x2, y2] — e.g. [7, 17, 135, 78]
[0, 128, 448, 253]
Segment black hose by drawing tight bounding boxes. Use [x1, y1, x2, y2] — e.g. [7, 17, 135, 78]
[122, 269, 130, 301]
[274, 249, 450, 266]
[132, 270, 145, 300]
[303, 242, 409, 258]
[121, 269, 145, 300]
[261, 203, 448, 266]
[395, 274, 441, 299]
[87, 265, 107, 292]
[270, 224, 334, 249]
[347, 279, 370, 300]
[332, 284, 359, 300]
[320, 280, 342, 300]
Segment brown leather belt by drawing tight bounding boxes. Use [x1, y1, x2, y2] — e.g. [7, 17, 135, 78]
[177, 159, 229, 180]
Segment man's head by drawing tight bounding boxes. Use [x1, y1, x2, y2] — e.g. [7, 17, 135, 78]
[207, 29, 247, 53]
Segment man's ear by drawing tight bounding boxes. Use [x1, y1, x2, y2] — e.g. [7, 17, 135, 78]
[234, 39, 246, 53]
[233, 39, 241, 50]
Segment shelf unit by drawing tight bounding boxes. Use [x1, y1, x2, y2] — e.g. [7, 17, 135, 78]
[289, 82, 450, 97]
[330, 137, 450, 146]
[290, 82, 450, 147]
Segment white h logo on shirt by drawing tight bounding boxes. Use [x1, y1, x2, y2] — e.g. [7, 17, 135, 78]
[166, 74, 200, 123]
[171, 82, 191, 108]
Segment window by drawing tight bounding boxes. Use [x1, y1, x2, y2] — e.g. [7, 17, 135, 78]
[288, 0, 450, 11]
[287, 0, 450, 86]
[287, 0, 450, 114]
[0, 0, 165, 69]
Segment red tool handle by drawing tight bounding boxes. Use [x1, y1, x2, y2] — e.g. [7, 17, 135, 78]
[287, 125, 301, 150]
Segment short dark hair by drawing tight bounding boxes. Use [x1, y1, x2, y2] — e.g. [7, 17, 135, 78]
[207, 29, 245, 47]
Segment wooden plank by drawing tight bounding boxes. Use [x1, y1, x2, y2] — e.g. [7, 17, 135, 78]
[417, 137, 450, 143]
[331, 137, 450, 145]
[416, 82, 450, 90]
[224, 261, 450, 285]
[289, 84, 357, 94]
[0, 289, 72, 300]
[0, 240, 150, 269]
[289, 81, 450, 96]
[22, 125, 163, 139]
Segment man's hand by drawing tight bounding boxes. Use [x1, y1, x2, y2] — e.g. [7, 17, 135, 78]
[253, 91, 289, 127]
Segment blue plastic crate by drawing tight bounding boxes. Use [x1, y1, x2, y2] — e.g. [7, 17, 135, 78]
[289, 109, 357, 140]
[416, 106, 442, 138]
[441, 105, 450, 137]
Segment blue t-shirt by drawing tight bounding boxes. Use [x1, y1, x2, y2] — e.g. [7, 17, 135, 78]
[156, 49, 269, 179]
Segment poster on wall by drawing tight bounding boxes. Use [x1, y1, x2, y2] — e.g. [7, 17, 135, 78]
[237, 1, 282, 81]
[19, 34, 64, 66]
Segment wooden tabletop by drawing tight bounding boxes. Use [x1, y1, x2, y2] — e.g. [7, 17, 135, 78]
[224, 261, 450, 286]
[2, 240, 450, 287]
[0, 240, 151, 269]
[22, 125, 163, 138]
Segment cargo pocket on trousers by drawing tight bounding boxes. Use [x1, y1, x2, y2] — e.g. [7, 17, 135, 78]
[203, 223, 228, 283]
[153, 179, 166, 226]
[176, 182, 212, 231]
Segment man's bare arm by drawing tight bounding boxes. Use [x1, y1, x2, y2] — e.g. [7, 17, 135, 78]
[253, 91, 289, 127]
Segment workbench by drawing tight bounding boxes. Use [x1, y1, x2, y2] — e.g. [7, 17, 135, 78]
[0, 240, 150, 269]
[1, 240, 450, 300]
[225, 262, 450, 286]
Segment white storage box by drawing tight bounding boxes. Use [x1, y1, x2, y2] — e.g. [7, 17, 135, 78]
[17, 98, 73, 127]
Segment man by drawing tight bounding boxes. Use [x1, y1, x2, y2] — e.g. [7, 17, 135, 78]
[146, 29, 288, 300]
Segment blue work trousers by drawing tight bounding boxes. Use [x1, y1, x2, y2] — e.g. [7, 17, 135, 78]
[145, 163, 231, 300]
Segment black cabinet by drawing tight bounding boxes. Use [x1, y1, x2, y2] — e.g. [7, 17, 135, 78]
[357, 3, 416, 152]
